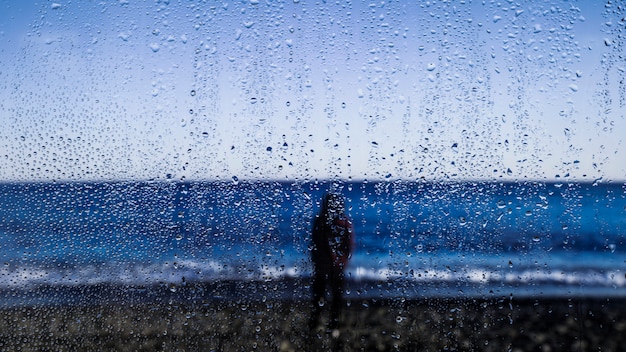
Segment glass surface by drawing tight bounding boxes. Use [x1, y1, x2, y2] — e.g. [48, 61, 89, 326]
[0, 1, 624, 350]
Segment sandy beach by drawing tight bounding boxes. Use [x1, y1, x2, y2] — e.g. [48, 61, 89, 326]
[1, 295, 624, 351]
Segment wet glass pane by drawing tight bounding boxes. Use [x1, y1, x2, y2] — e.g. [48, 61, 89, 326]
[1, 1, 624, 350]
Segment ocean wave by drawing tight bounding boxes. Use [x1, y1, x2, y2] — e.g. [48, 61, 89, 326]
[351, 266, 626, 288]
[1, 261, 624, 291]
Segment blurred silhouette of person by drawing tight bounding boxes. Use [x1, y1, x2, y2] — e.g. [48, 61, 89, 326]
[309, 193, 354, 331]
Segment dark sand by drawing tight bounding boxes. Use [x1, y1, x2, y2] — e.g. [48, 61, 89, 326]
[1, 296, 624, 351]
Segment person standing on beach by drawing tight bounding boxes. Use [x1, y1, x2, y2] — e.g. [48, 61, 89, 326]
[310, 193, 354, 331]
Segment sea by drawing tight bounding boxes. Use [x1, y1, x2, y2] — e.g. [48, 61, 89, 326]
[1, 180, 624, 307]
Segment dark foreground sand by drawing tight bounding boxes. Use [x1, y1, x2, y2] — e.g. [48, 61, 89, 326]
[1, 296, 624, 351]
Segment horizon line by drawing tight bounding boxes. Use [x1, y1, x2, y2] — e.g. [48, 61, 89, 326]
[0, 176, 622, 185]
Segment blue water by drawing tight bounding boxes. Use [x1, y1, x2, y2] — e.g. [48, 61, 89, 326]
[0, 180, 624, 305]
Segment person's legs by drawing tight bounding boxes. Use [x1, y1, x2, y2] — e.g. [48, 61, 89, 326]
[329, 268, 345, 330]
[309, 268, 327, 330]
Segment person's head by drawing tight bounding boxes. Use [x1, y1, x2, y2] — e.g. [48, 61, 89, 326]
[322, 193, 345, 216]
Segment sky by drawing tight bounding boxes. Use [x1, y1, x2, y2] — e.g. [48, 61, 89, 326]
[0, 0, 624, 182]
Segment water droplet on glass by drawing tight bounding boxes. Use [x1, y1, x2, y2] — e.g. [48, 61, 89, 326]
[149, 43, 160, 52]
[190, 90, 196, 96]
[427, 63, 437, 71]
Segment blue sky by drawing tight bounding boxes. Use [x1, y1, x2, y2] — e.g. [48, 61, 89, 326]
[0, 0, 624, 182]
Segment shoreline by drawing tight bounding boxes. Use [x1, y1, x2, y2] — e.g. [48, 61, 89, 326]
[1, 296, 624, 351]
[2, 278, 625, 309]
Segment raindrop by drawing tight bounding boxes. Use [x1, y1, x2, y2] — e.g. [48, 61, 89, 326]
[190, 90, 196, 96]
[427, 63, 437, 71]
[149, 43, 160, 52]
[250, 97, 258, 104]
[341, 102, 346, 108]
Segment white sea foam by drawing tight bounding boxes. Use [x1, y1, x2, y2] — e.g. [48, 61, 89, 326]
[1, 259, 624, 298]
